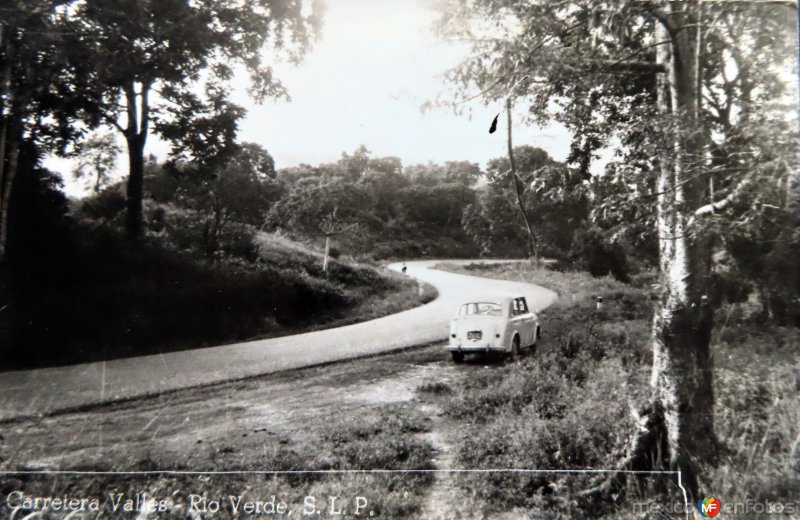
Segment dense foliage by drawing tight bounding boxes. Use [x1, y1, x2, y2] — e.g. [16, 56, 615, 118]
[0, 143, 430, 369]
[434, 0, 799, 322]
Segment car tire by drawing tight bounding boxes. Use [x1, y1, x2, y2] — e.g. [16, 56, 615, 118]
[536, 326, 542, 340]
[510, 335, 521, 361]
[451, 352, 465, 363]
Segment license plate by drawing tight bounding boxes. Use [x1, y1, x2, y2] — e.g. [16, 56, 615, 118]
[467, 331, 482, 340]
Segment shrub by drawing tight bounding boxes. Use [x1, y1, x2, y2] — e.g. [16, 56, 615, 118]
[569, 227, 631, 283]
[74, 185, 127, 225]
[219, 223, 259, 261]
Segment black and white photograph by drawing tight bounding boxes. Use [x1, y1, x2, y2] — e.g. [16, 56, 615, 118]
[0, 0, 798, 518]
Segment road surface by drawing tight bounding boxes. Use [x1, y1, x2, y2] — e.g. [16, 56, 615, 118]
[0, 260, 556, 421]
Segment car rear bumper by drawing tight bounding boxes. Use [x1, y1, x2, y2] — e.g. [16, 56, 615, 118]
[446, 342, 509, 353]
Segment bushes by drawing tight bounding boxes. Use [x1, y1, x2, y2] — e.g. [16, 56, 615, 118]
[569, 227, 632, 283]
[0, 196, 422, 368]
[1, 222, 357, 368]
[365, 235, 479, 261]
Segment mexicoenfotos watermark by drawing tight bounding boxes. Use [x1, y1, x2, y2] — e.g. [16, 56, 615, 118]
[634, 497, 799, 517]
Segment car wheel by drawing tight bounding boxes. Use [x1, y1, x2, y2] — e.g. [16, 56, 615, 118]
[510, 335, 521, 361]
[451, 352, 465, 363]
[536, 326, 542, 340]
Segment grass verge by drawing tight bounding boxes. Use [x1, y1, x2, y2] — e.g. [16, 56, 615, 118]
[427, 261, 799, 518]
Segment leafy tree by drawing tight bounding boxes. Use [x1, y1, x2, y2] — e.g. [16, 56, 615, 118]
[436, 0, 798, 499]
[464, 146, 588, 260]
[71, 0, 322, 238]
[462, 186, 522, 257]
[491, 145, 583, 262]
[267, 176, 373, 272]
[569, 225, 631, 282]
[398, 182, 475, 233]
[441, 161, 482, 186]
[0, 0, 98, 262]
[138, 143, 282, 259]
[588, 164, 658, 266]
[209, 142, 280, 227]
[277, 163, 318, 184]
[404, 163, 443, 187]
[361, 160, 410, 225]
[337, 144, 372, 181]
[404, 161, 482, 187]
[71, 131, 121, 193]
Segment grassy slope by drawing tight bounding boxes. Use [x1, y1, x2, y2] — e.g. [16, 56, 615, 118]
[254, 233, 437, 337]
[1, 228, 436, 370]
[431, 262, 799, 518]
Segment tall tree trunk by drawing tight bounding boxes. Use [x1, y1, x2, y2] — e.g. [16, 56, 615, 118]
[506, 100, 539, 266]
[0, 22, 12, 263]
[125, 133, 146, 239]
[649, 1, 715, 500]
[0, 139, 18, 262]
[580, 4, 716, 506]
[122, 81, 150, 240]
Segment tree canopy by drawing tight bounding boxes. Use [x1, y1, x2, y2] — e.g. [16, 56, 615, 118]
[436, 0, 799, 500]
[71, 0, 322, 237]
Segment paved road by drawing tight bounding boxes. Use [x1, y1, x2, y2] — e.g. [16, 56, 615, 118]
[0, 260, 556, 421]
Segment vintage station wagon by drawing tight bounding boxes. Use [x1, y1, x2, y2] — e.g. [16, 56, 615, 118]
[447, 296, 540, 363]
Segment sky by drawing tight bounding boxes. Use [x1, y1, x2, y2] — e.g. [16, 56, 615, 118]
[227, 0, 574, 167]
[52, 0, 578, 197]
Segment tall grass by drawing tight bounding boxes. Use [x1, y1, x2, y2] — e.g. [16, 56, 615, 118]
[709, 325, 800, 512]
[430, 263, 798, 518]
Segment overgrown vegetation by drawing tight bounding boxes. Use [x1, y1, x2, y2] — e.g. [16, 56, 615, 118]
[427, 263, 799, 518]
[0, 168, 433, 369]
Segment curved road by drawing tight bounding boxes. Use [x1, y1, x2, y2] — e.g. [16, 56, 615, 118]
[0, 260, 556, 421]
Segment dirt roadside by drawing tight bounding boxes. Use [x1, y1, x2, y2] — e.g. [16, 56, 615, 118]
[0, 344, 518, 518]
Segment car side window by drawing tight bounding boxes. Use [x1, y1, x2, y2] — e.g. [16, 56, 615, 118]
[520, 297, 529, 314]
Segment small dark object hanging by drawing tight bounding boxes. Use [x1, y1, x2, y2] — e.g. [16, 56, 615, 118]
[488, 113, 499, 134]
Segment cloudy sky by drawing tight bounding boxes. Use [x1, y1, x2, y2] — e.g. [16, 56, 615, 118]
[54, 0, 577, 197]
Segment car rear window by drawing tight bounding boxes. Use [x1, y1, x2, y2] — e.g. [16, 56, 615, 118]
[459, 302, 502, 316]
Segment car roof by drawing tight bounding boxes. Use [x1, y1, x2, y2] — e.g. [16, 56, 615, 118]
[460, 296, 523, 305]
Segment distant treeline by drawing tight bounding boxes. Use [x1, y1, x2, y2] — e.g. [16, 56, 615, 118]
[123, 142, 644, 278]
[1, 134, 796, 369]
